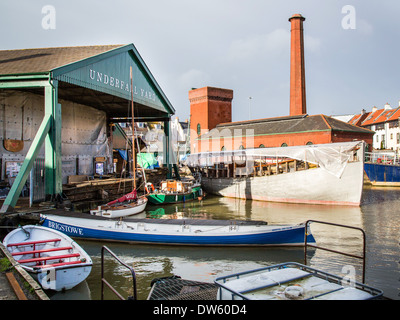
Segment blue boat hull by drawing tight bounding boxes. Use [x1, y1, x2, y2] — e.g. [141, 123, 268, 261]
[364, 163, 400, 183]
[41, 216, 315, 247]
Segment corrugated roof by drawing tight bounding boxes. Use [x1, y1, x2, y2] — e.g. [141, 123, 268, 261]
[0, 45, 124, 75]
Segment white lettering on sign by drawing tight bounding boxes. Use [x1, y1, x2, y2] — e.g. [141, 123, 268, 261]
[48, 221, 84, 236]
[89, 69, 156, 102]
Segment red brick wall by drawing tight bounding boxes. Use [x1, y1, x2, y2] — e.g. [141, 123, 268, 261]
[189, 87, 233, 153]
[197, 130, 372, 152]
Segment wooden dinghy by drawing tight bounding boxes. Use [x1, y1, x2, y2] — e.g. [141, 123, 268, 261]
[90, 191, 148, 218]
[3, 225, 92, 291]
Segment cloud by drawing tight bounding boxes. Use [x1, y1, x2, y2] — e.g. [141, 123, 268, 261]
[227, 28, 290, 62]
[305, 34, 322, 53]
[357, 19, 374, 35]
[178, 69, 211, 89]
[227, 28, 321, 63]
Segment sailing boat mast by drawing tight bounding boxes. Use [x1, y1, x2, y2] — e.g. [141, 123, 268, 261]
[130, 66, 136, 190]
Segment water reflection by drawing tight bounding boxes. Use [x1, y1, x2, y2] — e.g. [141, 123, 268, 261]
[51, 187, 399, 300]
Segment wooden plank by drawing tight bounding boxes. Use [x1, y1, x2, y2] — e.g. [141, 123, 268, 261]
[19, 253, 80, 264]
[11, 246, 73, 256]
[7, 238, 61, 247]
[5, 272, 28, 300]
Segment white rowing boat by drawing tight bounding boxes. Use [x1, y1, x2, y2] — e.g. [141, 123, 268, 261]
[3, 225, 92, 291]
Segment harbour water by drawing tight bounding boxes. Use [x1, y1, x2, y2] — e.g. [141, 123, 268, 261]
[47, 186, 399, 300]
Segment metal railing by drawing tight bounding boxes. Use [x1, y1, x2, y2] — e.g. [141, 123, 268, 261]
[365, 151, 399, 165]
[101, 245, 137, 300]
[304, 220, 366, 283]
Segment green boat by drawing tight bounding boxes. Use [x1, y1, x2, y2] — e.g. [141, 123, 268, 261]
[146, 180, 203, 205]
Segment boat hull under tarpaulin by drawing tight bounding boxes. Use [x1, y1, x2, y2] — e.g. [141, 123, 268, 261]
[40, 213, 315, 247]
[201, 161, 363, 206]
[186, 141, 365, 206]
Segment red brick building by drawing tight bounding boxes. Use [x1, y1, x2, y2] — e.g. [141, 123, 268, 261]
[189, 14, 374, 153]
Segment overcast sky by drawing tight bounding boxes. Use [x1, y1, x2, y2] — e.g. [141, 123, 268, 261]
[1, 1, 400, 123]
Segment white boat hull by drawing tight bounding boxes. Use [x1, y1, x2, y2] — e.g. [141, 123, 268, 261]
[3, 225, 92, 292]
[90, 196, 148, 218]
[201, 161, 364, 206]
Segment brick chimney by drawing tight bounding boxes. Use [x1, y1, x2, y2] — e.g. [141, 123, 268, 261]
[289, 14, 307, 116]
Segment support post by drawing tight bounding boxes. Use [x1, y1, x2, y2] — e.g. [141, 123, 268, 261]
[0, 78, 61, 214]
[163, 119, 179, 179]
[45, 81, 62, 197]
[0, 115, 52, 213]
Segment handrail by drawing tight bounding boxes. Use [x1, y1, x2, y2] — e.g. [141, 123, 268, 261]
[304, 220, 366, 283]
[101, 245, 137, 300]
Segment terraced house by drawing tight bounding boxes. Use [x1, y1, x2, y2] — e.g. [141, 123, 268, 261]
[349, 103, 400, 151]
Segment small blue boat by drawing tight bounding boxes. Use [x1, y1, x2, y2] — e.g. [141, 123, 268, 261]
[364, 162, 400, 185]
[40, 212, 315, 247]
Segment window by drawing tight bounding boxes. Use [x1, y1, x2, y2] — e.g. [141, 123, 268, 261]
[239, 145, 245, 150]
[197, 123, 201, 136]
[306, 141, 313, 145]
[281, 143, 288, 147]
[391, 133, 393, 140]
[259, 144, 265, 148]
[221, 146, 226, 151]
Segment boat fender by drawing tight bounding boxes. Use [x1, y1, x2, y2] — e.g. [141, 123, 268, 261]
[145, 183, 155, 193]
[284, 285, 304, 300]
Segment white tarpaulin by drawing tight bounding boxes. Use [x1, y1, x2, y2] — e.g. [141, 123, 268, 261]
[0, 90, 111, 182]
[184, 141, 364, 178]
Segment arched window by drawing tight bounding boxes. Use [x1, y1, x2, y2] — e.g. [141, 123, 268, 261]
[197, 123, 201, 136]
[306, 141, 313, 145]
[259, 144, 265, 148]
[221, 146, 226, 151]
[281, 143, 288, 147]
[239, 145, 245, 150]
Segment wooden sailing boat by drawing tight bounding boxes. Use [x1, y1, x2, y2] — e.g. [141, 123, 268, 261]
[146, 179, 203, 205]
[90, 67, 148, 218]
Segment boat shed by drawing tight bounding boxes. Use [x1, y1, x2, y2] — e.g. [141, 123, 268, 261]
[0, 44, 175, 213]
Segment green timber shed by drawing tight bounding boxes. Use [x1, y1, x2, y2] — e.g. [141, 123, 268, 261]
[0, 44, 175, 213]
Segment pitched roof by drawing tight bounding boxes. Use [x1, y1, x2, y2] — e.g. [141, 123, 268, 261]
[0, 44, 175, 117]
[199, 114, 373, 140]
[0, 45, 124, 75]
[351, 107, 400, 127]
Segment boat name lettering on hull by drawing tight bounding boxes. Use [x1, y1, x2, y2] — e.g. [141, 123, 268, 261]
[48, 221, 84, 236]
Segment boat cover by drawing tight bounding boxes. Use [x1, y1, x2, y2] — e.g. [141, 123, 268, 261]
[107, 189, 137, 205]
[184, 141, 364, 178]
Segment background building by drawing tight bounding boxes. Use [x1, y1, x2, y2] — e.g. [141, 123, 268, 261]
[349, 103, 400, 152]
[189, 15, 374, 154]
